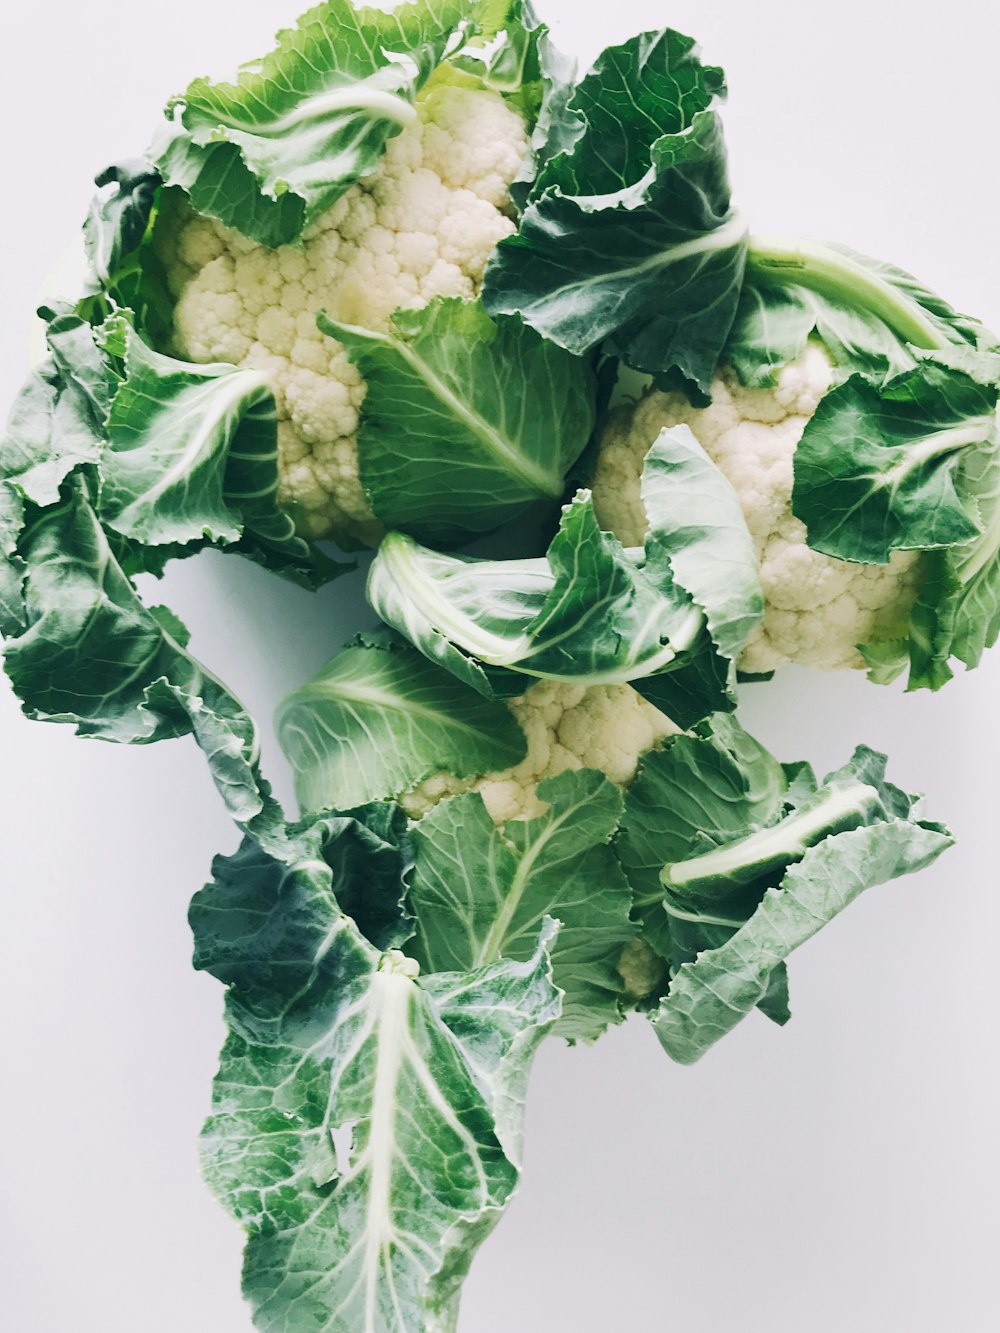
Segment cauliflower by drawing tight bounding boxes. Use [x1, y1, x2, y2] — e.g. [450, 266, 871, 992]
[402, 679, 679, 823]
[155, 84, 529, 544]
[592, 344, 924, 673]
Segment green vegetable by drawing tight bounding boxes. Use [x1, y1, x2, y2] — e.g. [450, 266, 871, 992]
[0, 5, 975, 1330]
[409, 770, 636, 1040]
[730, 237, 988, 387]
[277, 632, 528, 813]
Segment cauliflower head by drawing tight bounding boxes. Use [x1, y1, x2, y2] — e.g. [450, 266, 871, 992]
[155, 84, 529, 544]
[592, 345, 924, 672]
[402, 679, 679, 824]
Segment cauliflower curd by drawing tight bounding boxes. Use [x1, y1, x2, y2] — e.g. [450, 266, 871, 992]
[402, 680, 679, 824]
[593, 346, 924, 673]
[156, 84, 529, 543]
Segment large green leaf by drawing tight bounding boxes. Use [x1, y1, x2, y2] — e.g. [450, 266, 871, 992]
[793, 361, 996, 565]
[100, 320, 275, 545]
[277, 634, 528, 814]
[319, 298, 595, 544]
[192, 824, 560, 1333]
[650, 815, 953, 1064]
[617, 715, 789, 965]
[367, 427, 760, 727]
[482, 28, 748, 392]
[728, 239, 990, 388]
[2, 479, 272, 826]
[410, 769, 636, 1040]
[1, 307, 110, 508]
[149, 0, 470, 248]
[622, 740, 953, 1060]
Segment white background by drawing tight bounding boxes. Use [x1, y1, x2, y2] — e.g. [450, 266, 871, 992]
[2, 2, 999, 1330]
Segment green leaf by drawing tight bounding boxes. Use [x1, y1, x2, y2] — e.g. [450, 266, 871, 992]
[277, 634, 528, 814]
[315, 802, 416, 951]
[192, 824, 559, 1333]
[622, 740, 953, 1060]
[78, 165, 177, 347]
[1, 307, 110, 508]
[410, 769, 636, 1040]
[793, 362, 996, 564]
[907, 440, 1000, 687]
[367, 427, 760, 727]
[660, 752, 894, 900]
[640, 425, 763, 660]
[650, 815, 953, 1064]
[2, 479, 272, 826]
[729, 239, 989, 387]
[83, 159, 161, 289]
[482, 28, 748, 392]
[99, 318, 348, 586]
[150, 0, 470, 248]
[0, 483, 26, 631]
[319, 298, 595, 544]
[100, 320, 275, 545]
[617, 715, 789, 966]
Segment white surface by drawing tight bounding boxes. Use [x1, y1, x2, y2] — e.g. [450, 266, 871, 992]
[2, 2, 999, 1330]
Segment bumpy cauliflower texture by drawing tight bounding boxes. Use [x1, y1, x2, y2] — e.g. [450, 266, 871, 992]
[592, 345, 923, 672]
[401, 680, 678, 824]
[156, 84, 529, 543]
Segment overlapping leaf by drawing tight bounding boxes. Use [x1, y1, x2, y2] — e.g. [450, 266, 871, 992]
[483, 28, 748, 391]
[277, 634, 528, 814]
[410, 769, 635, 1040]
[650, 815, 952, 1064]
[150, 0, 471, 247]
[2, 478, 274, 826]
[192, 822, 560, 1333]
[320, 297, 596, 544]
[729, 240, 990, 388]
[368, 427, 761, 727]
[618, 735, 953, 1061]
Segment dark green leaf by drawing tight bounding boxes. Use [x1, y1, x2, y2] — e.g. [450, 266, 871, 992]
[483, 29, 747, 391]
[793, 362, 996, 564]
[729, 239, 989, 387]
[650, 816, 953, 1064]
[3, 479, 272, 826]
[367, 428, 760, 727]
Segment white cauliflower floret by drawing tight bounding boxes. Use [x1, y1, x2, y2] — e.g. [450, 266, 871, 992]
[592, 345, 923, 672]
[401, 680, 679, 824]
[157, 86, 529, 543]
